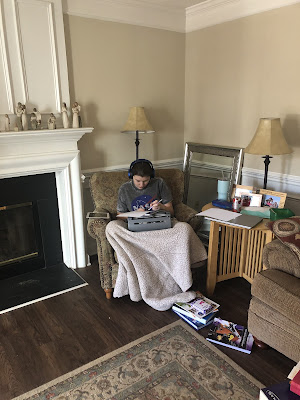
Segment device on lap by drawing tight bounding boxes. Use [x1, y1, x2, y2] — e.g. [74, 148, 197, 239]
[128, 159, 155, 179]
[86, 212, 110, 219]
[127, 210, 172, 232]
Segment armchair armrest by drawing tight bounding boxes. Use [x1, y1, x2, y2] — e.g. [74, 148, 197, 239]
[263, 239, 300, 278]
[174, 203, 204, 232]
[87, 210, 118, 289]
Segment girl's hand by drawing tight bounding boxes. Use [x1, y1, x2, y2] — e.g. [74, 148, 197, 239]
[150, 200, 161, 211]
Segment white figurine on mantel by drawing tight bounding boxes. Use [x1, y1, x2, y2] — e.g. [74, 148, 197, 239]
[72, 101, 81, 128]
[21, 105, 28, 131]
[61, 102, 69, 128]
[30, 113, 37, 130]
[4, 114, 10, 132]
[33, 107, 42, 128]
[48, 113, 56, 130]
[15, 102, 24, 130]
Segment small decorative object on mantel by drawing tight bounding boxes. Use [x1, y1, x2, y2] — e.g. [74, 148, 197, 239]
[48, 113, 56, 130]
[15, 101, 24, 130]
[72, 101, 81, 128]
[30, 113, 37, 130]
[61, 102, 69, 128]
[4, 114, 10, 132]
[21, 104, 28, 130]
[32, 107, 42, 128]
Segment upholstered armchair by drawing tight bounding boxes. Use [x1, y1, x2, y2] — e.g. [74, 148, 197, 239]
[87, 168, 204, 299]
[248, 238, 300, 362]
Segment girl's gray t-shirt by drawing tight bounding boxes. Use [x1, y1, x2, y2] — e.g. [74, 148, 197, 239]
[117, 177, 172, 213]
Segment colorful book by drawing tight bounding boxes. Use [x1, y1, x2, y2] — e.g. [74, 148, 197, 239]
[174, 293, 219, 321]
[206, 317, 254, 354]
[172, 304, 217, 324]
[288, 362, 300, 380]
[172, 308, 216, 331]
[260, 380, 300, 400]
[188, 293, 220, 315]
[291, 371, 300, 396]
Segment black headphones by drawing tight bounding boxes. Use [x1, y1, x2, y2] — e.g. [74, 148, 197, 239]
[128, 159, 155, 179]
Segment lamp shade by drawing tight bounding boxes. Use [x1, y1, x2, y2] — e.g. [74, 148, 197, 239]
[245, 118, 292, 155]
[121, 107, 155, 133]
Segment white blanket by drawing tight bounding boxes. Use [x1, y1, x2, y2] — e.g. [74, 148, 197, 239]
[106, 219, 207, 311]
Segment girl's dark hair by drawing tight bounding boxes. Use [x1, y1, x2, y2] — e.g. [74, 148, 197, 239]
[131, 161, 153, 177]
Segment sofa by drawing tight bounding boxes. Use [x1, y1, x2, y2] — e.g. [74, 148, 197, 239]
[248, 237, 300, 362]
[87, 168, 204, 299]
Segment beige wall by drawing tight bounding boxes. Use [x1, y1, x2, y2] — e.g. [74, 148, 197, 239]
[185, 3, 300, 177]
[63, 15, 185, 171]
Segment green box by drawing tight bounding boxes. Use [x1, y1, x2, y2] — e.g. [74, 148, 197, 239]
[269, 208, 295, 221]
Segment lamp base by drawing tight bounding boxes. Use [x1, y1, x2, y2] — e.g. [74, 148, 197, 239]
[135, 130, 140, 160]
[262, 155, 272, 189]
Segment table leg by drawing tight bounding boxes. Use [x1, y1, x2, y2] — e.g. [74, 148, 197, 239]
[206, 220, 220, 296]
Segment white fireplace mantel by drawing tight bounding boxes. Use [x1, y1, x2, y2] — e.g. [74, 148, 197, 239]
[0, 127, 94, 269]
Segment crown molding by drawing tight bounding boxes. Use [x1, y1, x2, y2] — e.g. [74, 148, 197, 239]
[63, 0, 185, 32]
[186, 0, 300, 32]
[63, 0, 300, 33]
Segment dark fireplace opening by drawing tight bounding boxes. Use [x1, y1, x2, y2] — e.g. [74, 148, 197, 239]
[0, 202, 44, 279]
[0, 173, 63, 280]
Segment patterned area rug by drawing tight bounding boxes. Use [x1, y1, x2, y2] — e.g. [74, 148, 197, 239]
[13, 320, 262, 400]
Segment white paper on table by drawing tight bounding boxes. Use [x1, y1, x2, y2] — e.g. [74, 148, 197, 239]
[197, 208, 241, 222]
[116, 211, 148, 218]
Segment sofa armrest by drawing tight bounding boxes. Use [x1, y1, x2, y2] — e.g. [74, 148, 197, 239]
[263, 239, 300, 278]
[174, 203, 204, 232]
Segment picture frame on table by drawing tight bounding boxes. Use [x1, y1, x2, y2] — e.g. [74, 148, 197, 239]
[259, 189, 287, 209]
[231, 184, 254, 199]
[241, 193, 263, 207]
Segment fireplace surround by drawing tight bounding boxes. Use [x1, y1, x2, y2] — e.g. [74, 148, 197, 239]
[0, 127, 94, 271]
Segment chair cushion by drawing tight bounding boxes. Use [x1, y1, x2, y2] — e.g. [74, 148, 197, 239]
[89, 171, 128, 216]
[155, 169, 184, 206]
[249, 297, 300, 342]
[248, 298, 300, 362]
[251, 269, 300, 322]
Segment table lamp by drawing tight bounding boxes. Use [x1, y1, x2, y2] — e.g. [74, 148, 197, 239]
[121, 107, 155, 159]
[245, 118, 292, 189]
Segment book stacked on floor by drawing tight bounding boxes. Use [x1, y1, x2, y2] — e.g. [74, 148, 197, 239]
[206, 317, 254, 354]
[260, 380, 300, 400]
[172, 293, 220, 331]
[289, 362, 300, 397]
[260, 360, 300, 399]
[291, 371, 300, 397]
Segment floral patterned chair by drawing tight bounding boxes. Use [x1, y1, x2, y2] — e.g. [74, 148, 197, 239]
[87, 168, 204, 299]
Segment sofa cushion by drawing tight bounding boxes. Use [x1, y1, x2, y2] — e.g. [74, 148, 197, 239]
[251, 269, 300, 322]
[263, 239, 300, 278]
[266, 217, 300, 265]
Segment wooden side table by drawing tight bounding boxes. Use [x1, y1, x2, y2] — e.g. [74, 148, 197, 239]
[203, 206, 273, 296]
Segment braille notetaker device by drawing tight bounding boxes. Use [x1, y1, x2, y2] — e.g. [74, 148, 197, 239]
[127, 211, 172, 232]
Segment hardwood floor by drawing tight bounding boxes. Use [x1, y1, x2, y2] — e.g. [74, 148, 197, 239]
[0, 260, 295, 400]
